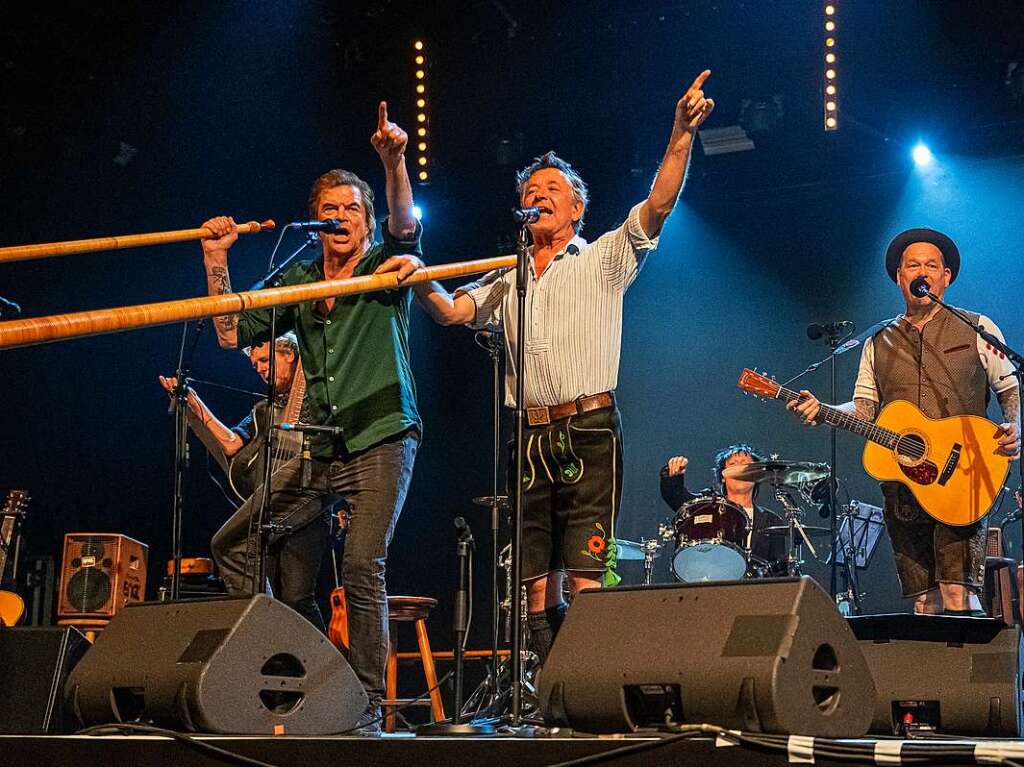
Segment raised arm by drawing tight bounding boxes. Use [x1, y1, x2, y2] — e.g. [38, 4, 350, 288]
[638, 70, 715, 239]
[200, 216, 241, 349]
[371, 101, 417, 239]
[159, 375, 244, 458]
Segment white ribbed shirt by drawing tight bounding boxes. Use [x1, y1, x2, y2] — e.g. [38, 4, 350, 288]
[457, 203, 659, 408]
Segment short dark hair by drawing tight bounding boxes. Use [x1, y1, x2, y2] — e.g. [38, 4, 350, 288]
[307, 169, 376, 236]
[714, 443, 765, 489]
[515, 151, 589, 233]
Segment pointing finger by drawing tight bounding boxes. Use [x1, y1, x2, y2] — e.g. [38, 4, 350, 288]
[378, 101, 388, 132]
[688, 69, 711, 93]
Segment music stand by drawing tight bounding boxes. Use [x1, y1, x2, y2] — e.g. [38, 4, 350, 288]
[832, 500, 885, 569]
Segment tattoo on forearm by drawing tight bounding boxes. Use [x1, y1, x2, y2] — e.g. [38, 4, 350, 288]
[998, 388, 1020, 425]
[208, 266, 238, 332]
[853, 398, 879, 422]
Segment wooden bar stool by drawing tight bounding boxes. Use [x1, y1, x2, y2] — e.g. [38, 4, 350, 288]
[384, 595, 445, 732]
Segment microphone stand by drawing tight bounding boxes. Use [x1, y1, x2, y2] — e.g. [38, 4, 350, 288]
[248, 234, 318, 596]
[510, 220, 530, 727]
[167, 319, 207, 600]
[920, 288, 1024, 573]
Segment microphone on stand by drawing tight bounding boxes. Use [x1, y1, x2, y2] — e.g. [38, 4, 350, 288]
[909, 276, 931, 298]
[807, 320, 854, 340]
[512, 207, 542, 224]
[288, 219, 345, 233]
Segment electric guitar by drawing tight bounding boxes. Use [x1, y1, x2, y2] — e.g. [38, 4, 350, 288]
[0, 489, 29, 626]
[737, 368, 1011, 526]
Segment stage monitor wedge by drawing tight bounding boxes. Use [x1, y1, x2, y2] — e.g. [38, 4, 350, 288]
[66, 594, 367, 735]
[539, 576, 876, 737]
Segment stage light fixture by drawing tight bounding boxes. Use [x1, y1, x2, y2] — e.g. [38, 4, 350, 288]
[413, 40, 429, 185]
[413, 206, 423, 221]
[823, 2, 839, 131]
[912, 143, 934, 167]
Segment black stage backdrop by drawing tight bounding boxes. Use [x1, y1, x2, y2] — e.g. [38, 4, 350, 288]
[2, 1, 1024, 651]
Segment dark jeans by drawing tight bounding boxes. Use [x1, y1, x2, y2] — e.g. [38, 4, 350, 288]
[211, 431, 418, 710]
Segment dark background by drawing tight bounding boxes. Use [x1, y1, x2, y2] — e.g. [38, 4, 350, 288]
[2, 0, 1024, 658]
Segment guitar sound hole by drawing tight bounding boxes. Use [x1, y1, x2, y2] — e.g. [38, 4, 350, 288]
[896, 433, 926, 462]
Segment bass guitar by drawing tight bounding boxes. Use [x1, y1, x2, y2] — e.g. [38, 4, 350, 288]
[0, 489, 29, 626]
[737, 368, 1010, 526]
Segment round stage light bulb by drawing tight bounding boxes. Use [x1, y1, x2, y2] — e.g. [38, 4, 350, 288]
[418, 142, 427, 151]
[415, 55, 424, 65]
[414, 41, 424, 50]
[418, 156, 427, 166]
[417, 113, 426, 122]
[416, 70, 425, 79]
[825, 5, 835, 16]
[826, 84, 836, 95]
[826, 117, 837, 128]
[419, 171, 429, 181]
[912, 143, 934, 167]
[825, 20, 835, 31]
[826, 37, 835, 47]
[826, 101, 836, 111]
[416, 84, 425, 94]
[826, 69, 836, 80]
[826, 52, 836, 63]
[418, 127, 427, 137]
[417, 98, 426, 108]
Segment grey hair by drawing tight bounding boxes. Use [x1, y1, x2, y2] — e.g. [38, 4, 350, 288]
[515, 151, 589, 233]
[241, 331, 299, 359]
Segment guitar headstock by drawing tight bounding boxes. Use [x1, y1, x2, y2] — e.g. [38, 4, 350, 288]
[737, 368, 782, 400]
[1, 490, 29, 516]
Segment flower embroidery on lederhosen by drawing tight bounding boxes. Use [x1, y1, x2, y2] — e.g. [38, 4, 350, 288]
[581, 522, 621, 587]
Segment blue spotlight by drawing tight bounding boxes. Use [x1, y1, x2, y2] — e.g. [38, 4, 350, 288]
[912, 143, 934, 167]
[412, 205, 423, 221]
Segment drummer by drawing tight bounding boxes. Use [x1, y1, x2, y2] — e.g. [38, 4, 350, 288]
[660, 443, 786, 575]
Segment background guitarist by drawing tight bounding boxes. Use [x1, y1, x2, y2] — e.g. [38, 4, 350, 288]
[790, 228, 1020, 616]
[158, 333, 331, 631]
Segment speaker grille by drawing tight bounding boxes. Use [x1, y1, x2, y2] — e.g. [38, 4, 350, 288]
[66, 568, 112, 612]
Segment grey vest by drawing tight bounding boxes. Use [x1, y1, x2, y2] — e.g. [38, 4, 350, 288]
[872, 308, 989, 419]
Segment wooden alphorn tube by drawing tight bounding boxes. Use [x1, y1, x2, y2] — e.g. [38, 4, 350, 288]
[0, 220, 276, 264]
[0, 255, 516, 350]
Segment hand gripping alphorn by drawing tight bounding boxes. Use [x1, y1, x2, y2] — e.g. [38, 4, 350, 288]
[0, 220, 276, 264]
[0, 256, 517, 350]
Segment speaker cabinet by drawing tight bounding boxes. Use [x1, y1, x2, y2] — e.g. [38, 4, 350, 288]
[65, 594, 368, 735]
[57, 533, 147, 619]
[848, 613, 1024, 737]
[539, 577, 876, 737]
[0, 626, 90, 733]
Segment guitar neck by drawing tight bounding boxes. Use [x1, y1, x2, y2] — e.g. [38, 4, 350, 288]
[772, 384, 899, 450]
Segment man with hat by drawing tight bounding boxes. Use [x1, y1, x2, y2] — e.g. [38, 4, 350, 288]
[790, 228, 1019, 615]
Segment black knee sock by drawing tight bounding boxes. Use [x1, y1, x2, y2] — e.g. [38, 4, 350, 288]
[528, 603, 569, 666]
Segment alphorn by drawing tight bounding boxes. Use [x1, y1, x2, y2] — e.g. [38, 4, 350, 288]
[0, 255, 517, 350]
[0, 220, 276, 264]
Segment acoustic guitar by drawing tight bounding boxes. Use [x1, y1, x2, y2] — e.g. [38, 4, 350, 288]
[0, 489, 29, 626]
[738, 368, 1011, 526]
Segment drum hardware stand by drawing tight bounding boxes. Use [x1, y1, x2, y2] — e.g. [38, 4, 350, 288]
[832, 502, 865, 615]
[639, 539, 663, 586]
[773, 486, 817, 577]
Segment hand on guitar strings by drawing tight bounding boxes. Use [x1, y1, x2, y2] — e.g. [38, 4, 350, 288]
[787, 389, 822, 426]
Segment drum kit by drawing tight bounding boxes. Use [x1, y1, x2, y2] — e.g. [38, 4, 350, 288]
[646, 459, 832, 584]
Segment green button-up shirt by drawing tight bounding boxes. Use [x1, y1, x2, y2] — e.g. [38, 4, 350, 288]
[236, 220, 423, 457]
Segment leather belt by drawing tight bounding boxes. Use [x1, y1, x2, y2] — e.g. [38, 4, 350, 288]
[526, 392, 614, 427]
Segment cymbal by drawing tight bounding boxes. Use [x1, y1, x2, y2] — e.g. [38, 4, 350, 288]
[721, 460, 830, 486]
[615, 538, 662, 561]
[471, 495, 510, 509]
[763, 524, 832, 537]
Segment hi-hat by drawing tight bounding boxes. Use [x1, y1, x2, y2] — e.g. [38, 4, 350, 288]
[721, 460, 829, 486]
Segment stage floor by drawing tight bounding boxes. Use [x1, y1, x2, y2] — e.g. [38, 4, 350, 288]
[5, 731, 1024, 767]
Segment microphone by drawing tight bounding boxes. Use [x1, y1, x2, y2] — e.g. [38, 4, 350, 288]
[512, 207, 542, 224]
[454, 516, 474, 543]
[909, 276, 931, 297]
[276, 422, 345, 436]
[288, 219, 345, 233]
[0, 296, 22, 318]
[807, 320, 854, 340]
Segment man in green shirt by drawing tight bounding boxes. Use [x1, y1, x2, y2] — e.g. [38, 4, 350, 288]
[199, 102, 421, 732]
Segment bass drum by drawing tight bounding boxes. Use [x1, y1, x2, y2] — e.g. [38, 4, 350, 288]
[671, 496, 750, 582]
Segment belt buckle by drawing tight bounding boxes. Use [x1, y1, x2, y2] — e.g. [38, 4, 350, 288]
[527, 407, 550, 426]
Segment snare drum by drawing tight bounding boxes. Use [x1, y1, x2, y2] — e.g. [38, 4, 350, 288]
[671, 496, 750, 582]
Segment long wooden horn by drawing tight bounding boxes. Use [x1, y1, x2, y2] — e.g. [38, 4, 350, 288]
[0, 220, 276, 264]
[0, 255, 516, 350]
